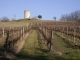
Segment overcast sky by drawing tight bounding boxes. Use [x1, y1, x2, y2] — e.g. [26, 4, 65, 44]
[0, 0, 80, 20]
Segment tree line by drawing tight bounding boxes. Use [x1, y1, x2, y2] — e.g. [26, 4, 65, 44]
[60, 10, 80, 21]
[1, 10, 80, 21]
[0, 17, 9, 22]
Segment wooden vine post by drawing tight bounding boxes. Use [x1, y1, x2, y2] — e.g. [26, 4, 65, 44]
[74, 28, 76, 43]
[2, 27, 4, 37]
[62, 26, 64, 36]
[21, 27, 22, 39]
[46, 28, 47, 37]
[52, 31, 54, 39]
[12, 28, 14, 46]
[23, 27, 24, 37]
[67, 26, 68, 36]
[43, 27, 45, 33]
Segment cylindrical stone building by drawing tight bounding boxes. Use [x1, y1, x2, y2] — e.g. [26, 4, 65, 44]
[24, 10, 30, 19]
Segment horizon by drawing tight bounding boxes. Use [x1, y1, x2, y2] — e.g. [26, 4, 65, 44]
[0, 0, 80, 20]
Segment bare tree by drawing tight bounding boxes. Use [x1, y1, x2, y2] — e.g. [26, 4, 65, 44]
[60, 10, 80, 21]
[73, 11, 80, 21]
[60, 15, 66, 21]
[1, 17, 9, 22]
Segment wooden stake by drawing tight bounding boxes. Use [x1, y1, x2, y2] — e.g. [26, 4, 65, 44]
[52, 31, 53, 39]
[67, 26, 68, 36]
[2, 27, 4, 37]
[74, 28, 76, 43]
[23, 27, 24, 37]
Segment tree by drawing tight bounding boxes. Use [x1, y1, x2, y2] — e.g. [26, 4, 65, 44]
[53, 17, 56, 21]
[38, 15, 42, 19]
[1, 17, 9, 22]
[60, 10, 80, 21]
[60, 15, 66, 21]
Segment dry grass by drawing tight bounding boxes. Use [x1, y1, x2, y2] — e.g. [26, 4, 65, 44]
[0, 22, 29, 27]
[0, 19, 56, 27]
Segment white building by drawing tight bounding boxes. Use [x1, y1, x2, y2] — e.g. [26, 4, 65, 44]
[24, 10, 30, 19]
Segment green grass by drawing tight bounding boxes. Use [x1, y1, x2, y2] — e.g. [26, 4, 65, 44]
[1, 30, 79, 60]
[13, 30, 47, 60]
[12, 30, 65, 60]
[7, 19, 56, 22]
[53, 32, 80, 59]
[0, 19, 57, 27]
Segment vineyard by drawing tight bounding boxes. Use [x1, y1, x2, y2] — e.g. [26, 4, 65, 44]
[0, 21, 80, 60]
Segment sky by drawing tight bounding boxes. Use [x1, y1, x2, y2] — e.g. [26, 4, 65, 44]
[0, 0, 80, 20]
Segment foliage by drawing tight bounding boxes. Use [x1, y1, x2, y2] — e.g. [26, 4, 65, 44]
[38, 15, 42, 19]
[53, 17, 56, 21]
